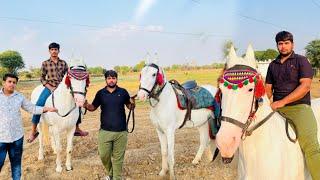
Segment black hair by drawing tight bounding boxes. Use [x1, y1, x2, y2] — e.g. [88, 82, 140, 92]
[3, 73, 19, 82]
[48, 42, 60, 50]
[104, 70, 118, 78]
[275, 31, 293, 43]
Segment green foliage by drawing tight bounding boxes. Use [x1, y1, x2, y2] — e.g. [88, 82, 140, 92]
[254, 49, 278, 61]
[0, 50, 25, 73]
[305, 39, 320, 68]
[88, 66, 106, 77]
[223, 40, 237, 58]
[132, 61, 146, 72]
[114, 65, 132, 75]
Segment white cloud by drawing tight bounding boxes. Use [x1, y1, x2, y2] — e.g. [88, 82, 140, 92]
[134, 0, 157, 23]
[90, 22, 164, 43]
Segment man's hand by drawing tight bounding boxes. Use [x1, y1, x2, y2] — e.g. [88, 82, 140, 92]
[270, 100, 286, 111]
[43, 107, 58, 113]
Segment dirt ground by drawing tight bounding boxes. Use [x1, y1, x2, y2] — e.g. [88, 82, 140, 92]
[0, 77, 319, 180]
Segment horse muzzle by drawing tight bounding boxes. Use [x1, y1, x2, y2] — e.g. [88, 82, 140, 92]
[222, 156, 234, 164]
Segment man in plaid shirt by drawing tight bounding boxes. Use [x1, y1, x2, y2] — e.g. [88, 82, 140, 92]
[27, 42, 88, 143]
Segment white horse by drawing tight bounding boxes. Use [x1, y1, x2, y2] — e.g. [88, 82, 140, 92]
[31, 59, 89, 173]
[215, 45, 319, 179]
[137, 63, 217, 179]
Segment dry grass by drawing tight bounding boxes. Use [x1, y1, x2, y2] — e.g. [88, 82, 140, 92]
[0, 69, 319, 180]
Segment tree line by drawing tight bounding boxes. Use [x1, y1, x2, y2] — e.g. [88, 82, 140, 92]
[1, 39, 320, 80]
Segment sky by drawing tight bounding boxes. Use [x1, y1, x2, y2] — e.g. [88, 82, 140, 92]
[0, 0, 319, 69]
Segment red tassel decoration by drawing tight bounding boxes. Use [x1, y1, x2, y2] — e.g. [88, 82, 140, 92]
[254, 79, 265, 98]
[65, 76, 71, 88]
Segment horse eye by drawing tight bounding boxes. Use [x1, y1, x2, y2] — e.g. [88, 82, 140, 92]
[248, 88, 253, 92]
[152, 73, 156, 77]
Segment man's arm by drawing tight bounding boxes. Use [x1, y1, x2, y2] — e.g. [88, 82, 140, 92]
[22, 95, 57, 114]
[265, 83, 273, 100]
[271, 78, 311, 110]
[280, 78, 311, 105]
[84, 101, 98, 111]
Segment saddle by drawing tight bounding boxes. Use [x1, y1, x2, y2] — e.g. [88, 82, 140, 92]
[169, 80, 216, 129]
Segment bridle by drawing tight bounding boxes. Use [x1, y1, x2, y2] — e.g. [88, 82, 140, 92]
[52, 66, 89, 117]
[139, 63, 166, 106]
[218, 65, 272, 140]
[217, 65, 297, 142]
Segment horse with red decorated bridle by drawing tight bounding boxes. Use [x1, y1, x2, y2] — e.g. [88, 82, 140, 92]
[31, 58, 90, 173]
[137, 62, 218, 179]
[215, 45, 318, 179]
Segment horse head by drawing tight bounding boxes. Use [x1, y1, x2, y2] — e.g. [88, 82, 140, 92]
[137, 63, 165, 101]
[216, 44, 266, 162]
[64, 58, 90, 107]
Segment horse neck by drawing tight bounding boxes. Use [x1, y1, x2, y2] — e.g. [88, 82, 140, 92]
[52, 80, 75, 109]
[152, 81, 176, 108]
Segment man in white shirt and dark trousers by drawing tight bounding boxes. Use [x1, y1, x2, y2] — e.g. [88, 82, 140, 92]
[0, 73, 56, 180]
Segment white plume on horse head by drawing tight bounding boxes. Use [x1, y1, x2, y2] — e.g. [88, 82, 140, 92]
[226, 44, 257, 69]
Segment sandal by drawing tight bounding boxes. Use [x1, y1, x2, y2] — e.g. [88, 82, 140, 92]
[74, 130, 89, 136]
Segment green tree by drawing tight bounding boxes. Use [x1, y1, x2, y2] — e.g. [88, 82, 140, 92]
[305, 39, 320, 68]
[88, 66, 106, 76]
[0, 50, 24, 73]
[223, 40, 237, 59]
[262, 49, 278, 61]
[133, 61, 146, 72]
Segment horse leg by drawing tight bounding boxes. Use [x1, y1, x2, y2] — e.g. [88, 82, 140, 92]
[156, 128, 168, 176]
[167, 130, 176, 180]
[192, 122, 210, 164]
[38, 122, 44, 160]
[53, 129, 62, 173]
[65, 126, 75, 171]
[49, 127, 57, 154]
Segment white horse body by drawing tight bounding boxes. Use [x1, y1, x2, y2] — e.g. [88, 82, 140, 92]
[216, 44, 318, 180]
[137, 64, 217, 179]
[237, 96, 317, 180]
[31, 60, 87, 173]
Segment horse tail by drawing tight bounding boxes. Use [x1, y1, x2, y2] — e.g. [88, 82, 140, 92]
[41, 121, 50, 146]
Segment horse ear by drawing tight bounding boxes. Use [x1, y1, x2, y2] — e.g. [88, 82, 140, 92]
[152, 52, 159, 65]
[245, 44, 257, 69]
[226, 45, 237, 68]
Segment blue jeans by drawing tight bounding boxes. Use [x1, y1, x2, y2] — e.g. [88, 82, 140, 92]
[32, 87, 51, 124]
[0, 137, 24, 180]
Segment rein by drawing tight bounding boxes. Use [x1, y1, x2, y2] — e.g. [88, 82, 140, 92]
[126, 94, 137, 133]
[51, 68, 89, 118]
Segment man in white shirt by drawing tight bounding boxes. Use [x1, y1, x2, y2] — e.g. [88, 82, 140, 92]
[0, 73, 56, 180]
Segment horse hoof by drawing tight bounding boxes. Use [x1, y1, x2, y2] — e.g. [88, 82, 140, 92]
[38, 155, 44, 160]
[66, 166, 73, 171]
[56, 167, 62, 173]
[159, 169, 167, 176]
[192, 159, 200, 165]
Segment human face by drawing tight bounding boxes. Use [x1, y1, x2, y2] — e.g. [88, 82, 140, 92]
[277, 40, 294, 57]
[2, 77, 17, 93]
[106, 76, 117, 88]
[49, 48, 60, 58]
